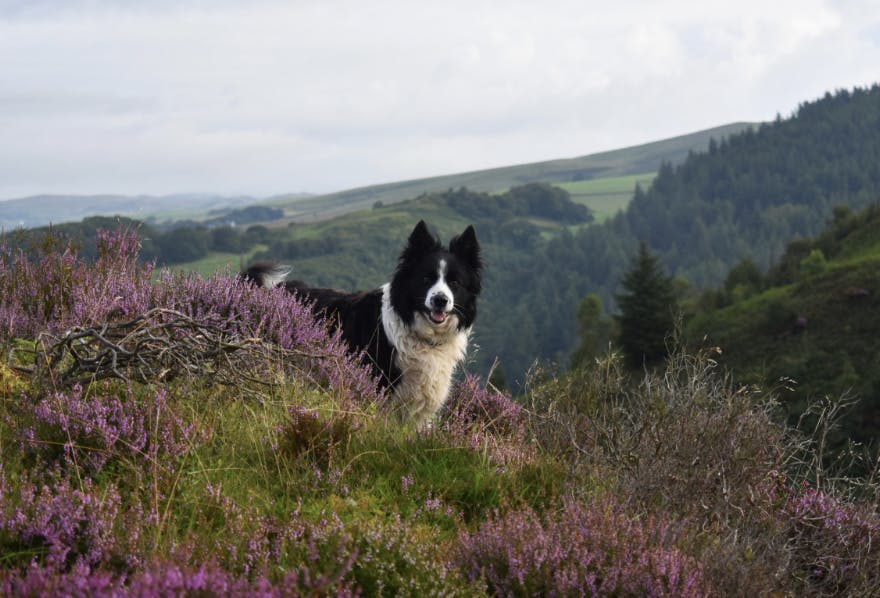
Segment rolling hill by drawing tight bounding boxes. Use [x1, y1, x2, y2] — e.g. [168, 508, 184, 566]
[0, 123, 752, 230]
[268, 122, 755, 223]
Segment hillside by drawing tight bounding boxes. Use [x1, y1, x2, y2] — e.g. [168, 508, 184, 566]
[2, 229, 878, 596]
[471, 85, 880, 380]
[269, 122, 754, 222]
[686, 204, 880, 451]
[228, 86, 880, 387]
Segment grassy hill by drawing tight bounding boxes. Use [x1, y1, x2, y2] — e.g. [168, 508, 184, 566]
[686, 205, 880, 451]
[179, 172, 653, 280]
[2, 228, 878, 596]
[269, 123, 753, 223]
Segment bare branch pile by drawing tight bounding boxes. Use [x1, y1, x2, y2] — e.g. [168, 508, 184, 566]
[11, 308, 323, 388]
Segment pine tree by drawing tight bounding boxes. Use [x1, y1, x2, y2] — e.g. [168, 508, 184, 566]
[615, 242, 677, 368]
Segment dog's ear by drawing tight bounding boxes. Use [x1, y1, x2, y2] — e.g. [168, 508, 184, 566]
[450, 225, 481, 271]
[405, 220, 440, 254]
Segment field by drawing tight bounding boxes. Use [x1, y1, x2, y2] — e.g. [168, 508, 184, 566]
[558, 173, 655, 222]
[177, 244, 270, 278]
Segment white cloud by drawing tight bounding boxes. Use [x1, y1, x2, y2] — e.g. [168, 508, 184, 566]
[0, 0, 879, 199]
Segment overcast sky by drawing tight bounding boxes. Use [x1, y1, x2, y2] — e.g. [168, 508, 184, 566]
[1, 0, 879, 201]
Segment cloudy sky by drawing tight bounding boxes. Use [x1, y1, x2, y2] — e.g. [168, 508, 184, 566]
[1, 0, 879, 201]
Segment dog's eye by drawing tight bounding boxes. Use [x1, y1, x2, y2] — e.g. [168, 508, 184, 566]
[422, 276, 433, 284]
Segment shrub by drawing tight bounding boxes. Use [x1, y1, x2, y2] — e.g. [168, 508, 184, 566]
[153, 269, 379, 408]
[440, 373, 533, 467]
[10, 384, 194, 475]
[348, 514, 477, 596]
[0, 471, 140, 572]
[779, 482, 880, 596]
[1, 226, 380, 408]
[277, 403, 367, 473]
[0, 559, 359, 597]
[0, 228, 153, 339]
[527, 348, 802, 593]
[531, 348, 789, 516]
[452, 498, 711, 596]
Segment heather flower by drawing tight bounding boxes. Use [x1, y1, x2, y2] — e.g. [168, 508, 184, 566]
[777, 483, 880, 595]
[12, 384, 195, 474]
[0, 561, 121, 598]
[0, 227, 152, 339]
[195, 483, 302, 577]
[154, 268, 381, 407]
[0, 559, 360, 597]
[189, 484, 362, 593]
[423, 492, 442, 512]
[452, 498, 712, 597]
[440, 373, 533, 466]
[127, 560, 360, 597]
[0, 472, 139, 572]
[2, 226, 380, 406]
[346, 514, 475, 596]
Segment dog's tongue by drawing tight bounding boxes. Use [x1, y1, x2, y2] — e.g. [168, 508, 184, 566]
[430, 311, 447, 323]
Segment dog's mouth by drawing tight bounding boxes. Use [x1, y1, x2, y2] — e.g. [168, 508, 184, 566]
[426, 310, 449, 325]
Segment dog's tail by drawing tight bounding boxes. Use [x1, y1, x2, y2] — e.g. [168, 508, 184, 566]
[240, 261, 291, 289]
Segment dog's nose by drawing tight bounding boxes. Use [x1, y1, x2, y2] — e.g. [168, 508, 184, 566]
[430, 294, 449, 310]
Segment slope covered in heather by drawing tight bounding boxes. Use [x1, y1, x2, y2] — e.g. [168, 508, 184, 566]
[1, 227, 879, 596]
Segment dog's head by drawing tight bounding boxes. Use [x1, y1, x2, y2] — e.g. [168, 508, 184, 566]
[389, 221, 482, 336]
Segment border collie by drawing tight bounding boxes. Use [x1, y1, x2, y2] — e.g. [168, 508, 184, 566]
[243, 221, 481, 427]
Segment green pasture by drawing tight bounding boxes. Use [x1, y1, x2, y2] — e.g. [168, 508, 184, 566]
[558, 173, 655, 222]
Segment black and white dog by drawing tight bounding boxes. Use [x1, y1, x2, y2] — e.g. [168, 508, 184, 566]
[243, 221, 481, 426]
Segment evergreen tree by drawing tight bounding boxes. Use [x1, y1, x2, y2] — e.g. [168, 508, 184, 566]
[615, 242, 677, 368]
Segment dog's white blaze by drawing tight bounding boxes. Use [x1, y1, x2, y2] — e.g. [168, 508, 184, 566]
[381, 283, 469, 428]
[425, 259, 453, 313]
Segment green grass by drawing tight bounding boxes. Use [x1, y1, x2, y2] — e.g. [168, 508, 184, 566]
[177, 244, 269, 277]
[558, 173, 655, 222]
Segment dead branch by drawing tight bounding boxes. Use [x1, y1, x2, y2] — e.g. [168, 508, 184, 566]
[11, 307, 328, 388]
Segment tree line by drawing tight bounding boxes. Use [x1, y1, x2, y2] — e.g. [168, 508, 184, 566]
[481, 85, 880, 383]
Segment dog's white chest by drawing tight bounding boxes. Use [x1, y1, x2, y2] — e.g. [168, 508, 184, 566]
[380, 284, 469, 427]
